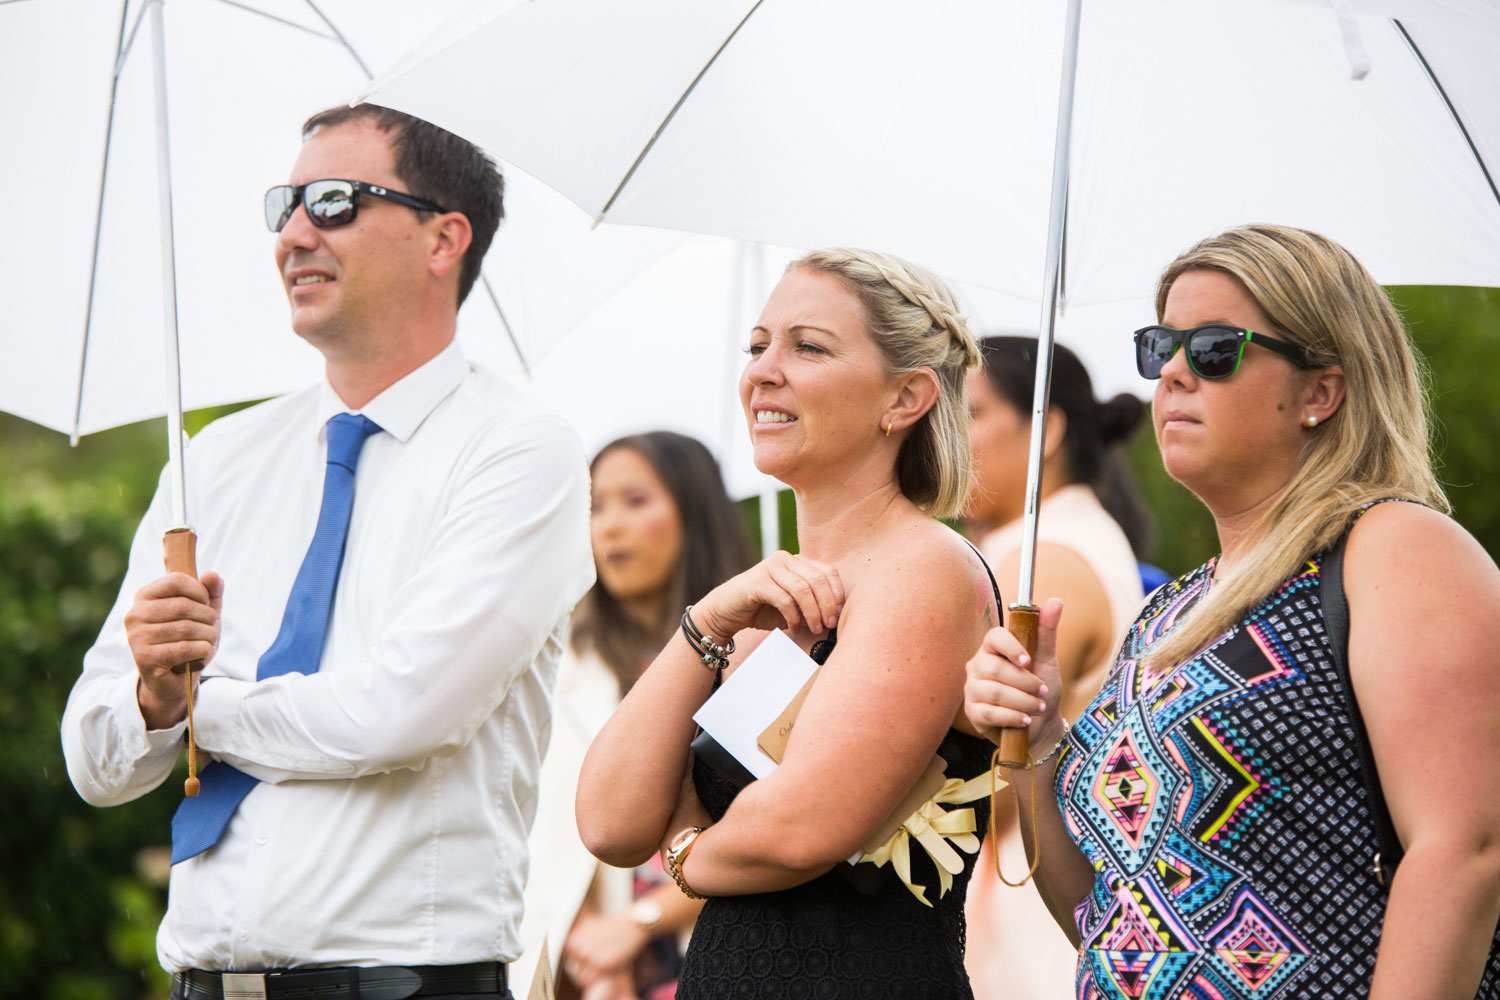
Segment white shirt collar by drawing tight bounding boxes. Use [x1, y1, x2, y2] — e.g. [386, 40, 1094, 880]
[314, 340, 470, 444]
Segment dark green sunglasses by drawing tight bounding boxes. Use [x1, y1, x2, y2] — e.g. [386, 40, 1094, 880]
[1134, 324, 1311, 380]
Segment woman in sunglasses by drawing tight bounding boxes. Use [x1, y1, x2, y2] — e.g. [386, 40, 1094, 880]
[964, 224, 1500, 998]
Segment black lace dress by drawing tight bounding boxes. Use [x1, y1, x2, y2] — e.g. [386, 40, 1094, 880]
[676, 625, 995, 1000]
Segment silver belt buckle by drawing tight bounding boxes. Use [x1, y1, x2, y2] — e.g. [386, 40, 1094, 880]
[221, 973, 267, 1000]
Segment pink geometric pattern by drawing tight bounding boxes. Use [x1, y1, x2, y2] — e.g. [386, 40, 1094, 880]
[1203, 888, 1311, 994]
[1091, 729, 1162, 852]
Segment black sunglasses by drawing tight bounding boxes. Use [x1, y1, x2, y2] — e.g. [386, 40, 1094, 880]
[264, 179, 447, 233]
[1134, 324, 1311, 380]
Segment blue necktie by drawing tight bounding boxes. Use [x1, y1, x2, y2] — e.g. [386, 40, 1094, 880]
[170, 413, 381, 864]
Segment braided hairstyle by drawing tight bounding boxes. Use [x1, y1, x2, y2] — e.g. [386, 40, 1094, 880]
[977, 336, 1153, 557]
[791, 248, 981, 519]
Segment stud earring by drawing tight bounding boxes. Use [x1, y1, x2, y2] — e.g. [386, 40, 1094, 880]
[1304, 415, 1319, 428]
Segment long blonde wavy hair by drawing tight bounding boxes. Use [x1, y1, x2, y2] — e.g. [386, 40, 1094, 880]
[1145, 224, 1449, 670]
[790, 248, 981, 519]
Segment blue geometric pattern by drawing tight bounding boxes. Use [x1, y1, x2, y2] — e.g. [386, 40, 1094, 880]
[1150, 829, 1241, 918]
[1057, 553, 1474, 999]
[1201, 888, 1311, 995]
[1072, 703, 1182, 876]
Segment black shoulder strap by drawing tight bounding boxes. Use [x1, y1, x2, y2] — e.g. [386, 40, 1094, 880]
[961, 537, 1005, 611]
[1321, 526, 1403, 887]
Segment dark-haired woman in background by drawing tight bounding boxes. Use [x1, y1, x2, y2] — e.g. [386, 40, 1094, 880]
[518, 431, 753, 1000]
[962, 337, 1152, 1000]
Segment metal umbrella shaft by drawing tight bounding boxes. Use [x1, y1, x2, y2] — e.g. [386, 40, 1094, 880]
[999, 0, 1085, 769]
[148, 0, 202, 795]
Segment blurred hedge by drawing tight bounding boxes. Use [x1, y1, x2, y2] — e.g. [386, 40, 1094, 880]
[1, 464, 172, 1000]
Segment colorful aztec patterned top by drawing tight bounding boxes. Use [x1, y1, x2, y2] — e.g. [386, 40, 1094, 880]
[1059, 552, 1500, 999]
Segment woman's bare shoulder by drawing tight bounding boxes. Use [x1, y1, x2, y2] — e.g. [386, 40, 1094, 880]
[852, 519, 999, 634]
[1344, 500, 1500, 622]
[1345, 500, 1489, 573]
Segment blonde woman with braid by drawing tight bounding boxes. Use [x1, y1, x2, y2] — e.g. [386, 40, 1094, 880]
[964, 224, 1500, 999]
[579, 249, 1003, 998]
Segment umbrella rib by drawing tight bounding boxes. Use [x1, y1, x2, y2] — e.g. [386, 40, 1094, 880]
[480, 274, 531, 379]
[209, 0, 341, 45]
[73, 0, 133, 445]
[301, 0, 373, 77]
[595, 0, 768, 225]
[115, 0, 151, 76]
[1392, 19, 1500, 212]
[1059, 177, 1070, 315]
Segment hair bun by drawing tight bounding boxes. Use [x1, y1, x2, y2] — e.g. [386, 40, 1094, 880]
[1098, 393, 1146, 445]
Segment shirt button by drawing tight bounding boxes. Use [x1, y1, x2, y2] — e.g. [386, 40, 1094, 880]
[238, 932, 249, 941]
[255, 834, 269, 845]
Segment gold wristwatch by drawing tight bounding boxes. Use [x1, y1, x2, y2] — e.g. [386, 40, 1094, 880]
[663, 826, 705, 899]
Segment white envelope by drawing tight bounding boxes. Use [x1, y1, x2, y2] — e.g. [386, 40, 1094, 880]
[691, 629, 819, 781]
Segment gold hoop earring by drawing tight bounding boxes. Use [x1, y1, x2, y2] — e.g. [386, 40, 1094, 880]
[885, 421, 892, 438]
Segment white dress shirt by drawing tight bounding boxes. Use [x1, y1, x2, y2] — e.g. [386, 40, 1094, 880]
[61, 342, 594, 973]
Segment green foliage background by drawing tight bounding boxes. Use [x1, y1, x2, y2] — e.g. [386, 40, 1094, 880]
[2, 287, 1494, 997]
[2, 410, 230, 1000]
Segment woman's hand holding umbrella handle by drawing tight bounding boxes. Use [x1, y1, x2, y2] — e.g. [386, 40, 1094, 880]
[999, 604, 1040, 765]
[964, 598, 1066, 754]
[691, 550, 845, 642]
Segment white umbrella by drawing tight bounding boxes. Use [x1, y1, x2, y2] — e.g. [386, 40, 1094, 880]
[0, 0, 691, 439]
[363, 0, 1500, 301]
[0, 0, 691, 788]
[362, 0, 1500, 761]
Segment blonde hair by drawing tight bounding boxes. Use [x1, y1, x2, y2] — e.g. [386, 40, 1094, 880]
[791, 248, 981, 519]
[1146, 224, 1449, 670]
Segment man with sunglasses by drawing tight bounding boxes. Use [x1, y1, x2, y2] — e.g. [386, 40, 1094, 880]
[62, 105, 594, 1000]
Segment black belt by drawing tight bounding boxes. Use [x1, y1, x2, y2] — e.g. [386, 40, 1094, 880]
[173, 962, 506, 1000]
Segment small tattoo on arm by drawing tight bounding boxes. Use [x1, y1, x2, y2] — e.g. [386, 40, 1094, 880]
[972, 561, 997, 629]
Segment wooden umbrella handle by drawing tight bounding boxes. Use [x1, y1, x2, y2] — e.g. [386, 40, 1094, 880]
[163, 527, 202, 796]
[998, 603, 1040, 766]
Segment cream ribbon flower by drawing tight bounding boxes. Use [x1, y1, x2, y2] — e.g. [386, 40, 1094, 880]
[858, 769, 1004, 907]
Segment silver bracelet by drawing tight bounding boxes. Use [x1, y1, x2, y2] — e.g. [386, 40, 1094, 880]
[681, 605, 734, 672]
[996, 719, 1071, 771]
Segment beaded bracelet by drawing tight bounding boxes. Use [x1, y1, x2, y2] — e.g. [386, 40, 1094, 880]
[996, 719, 1071, 771]
[681, 605, 734, 672]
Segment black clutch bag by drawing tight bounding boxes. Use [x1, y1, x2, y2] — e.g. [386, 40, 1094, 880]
[688, 730, 757, 790]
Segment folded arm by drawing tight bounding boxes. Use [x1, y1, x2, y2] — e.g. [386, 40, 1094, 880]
[191, 417, 593, 781]
[659, 539, 993, 896]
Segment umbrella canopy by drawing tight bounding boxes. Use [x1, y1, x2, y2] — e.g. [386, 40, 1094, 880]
[0, 0, 689, 442]
[364, 0, 1500, 767]
[364, 0, 1500, 342]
